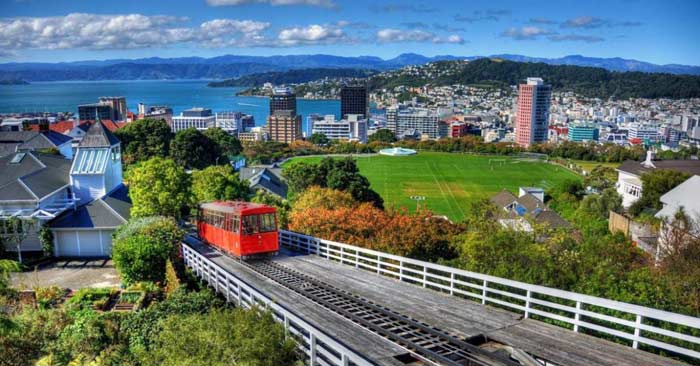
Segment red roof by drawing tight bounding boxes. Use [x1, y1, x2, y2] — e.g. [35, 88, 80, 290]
[27, 121, 76, 134]
[629, 138, 643, 145]
[78, 120, 128, 132]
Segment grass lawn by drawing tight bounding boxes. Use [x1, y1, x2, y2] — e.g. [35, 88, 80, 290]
[284, 152, 582, 222]
[569, 160, 620, 173]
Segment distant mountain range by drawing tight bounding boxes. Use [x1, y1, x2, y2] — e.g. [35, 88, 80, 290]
[1, 53, 698, 82]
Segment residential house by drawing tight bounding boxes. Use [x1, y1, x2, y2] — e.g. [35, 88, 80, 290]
[490, 189, 570, 232]
[239, 164, 288, 199]
[616, 151, 700, 208]
[0, 130, 73, 159]
[1, 121, 131, 258]
[654, 175, 700, 258]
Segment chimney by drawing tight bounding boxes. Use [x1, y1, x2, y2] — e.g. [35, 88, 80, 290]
[641, 149, 656, 169]
[38, 120, 49, 132]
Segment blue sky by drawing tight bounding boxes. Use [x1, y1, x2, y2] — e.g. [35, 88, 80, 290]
[1, 0, 699, 65]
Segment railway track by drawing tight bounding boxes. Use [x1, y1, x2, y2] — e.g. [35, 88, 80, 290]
[245, 259, 521, 366]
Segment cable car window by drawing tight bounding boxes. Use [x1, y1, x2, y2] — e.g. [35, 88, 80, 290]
[242, 215, 259, 235]
[260, 213, 276, 232]
[232, 215, 240, 233]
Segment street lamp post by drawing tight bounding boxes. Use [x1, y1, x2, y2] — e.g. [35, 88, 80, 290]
[409, 195, 426, 211]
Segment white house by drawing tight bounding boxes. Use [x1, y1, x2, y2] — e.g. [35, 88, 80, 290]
[654, 175, 700, 258]
[1, 121, 131, 258]
[616, 151, 700, 208]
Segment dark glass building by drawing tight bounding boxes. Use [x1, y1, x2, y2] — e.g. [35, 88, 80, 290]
[270, 87, 297, 116]
[340, 84, 369, 118]
[78, 104, 113, 121]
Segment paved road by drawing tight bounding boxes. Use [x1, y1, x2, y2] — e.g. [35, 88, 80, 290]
[11, 259, 120, 289]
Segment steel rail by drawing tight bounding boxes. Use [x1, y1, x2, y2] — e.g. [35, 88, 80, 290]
[245, 259, 520, 366]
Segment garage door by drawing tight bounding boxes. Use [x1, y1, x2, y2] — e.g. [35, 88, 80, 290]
[54, 230, 113, 257]
[56, 231, 80, 257]
[78, 231, 102, 257]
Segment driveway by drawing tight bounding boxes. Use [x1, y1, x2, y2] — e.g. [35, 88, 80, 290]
[11, 259, 121, 289]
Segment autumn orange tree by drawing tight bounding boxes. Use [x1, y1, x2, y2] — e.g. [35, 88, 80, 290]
[289, 197, 457, 261]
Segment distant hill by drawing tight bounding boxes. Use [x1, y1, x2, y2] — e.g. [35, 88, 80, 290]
[1, 53, 698, 82]
[368, 58, 700, 99]
[208, 68, 377, 87]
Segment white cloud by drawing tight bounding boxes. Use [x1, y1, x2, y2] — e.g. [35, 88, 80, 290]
[277, 24, 349, 45]
[206, 0, 335, 7]
[500, 26, 554, 40]
[376, 29, 464, 44]
[0, 13, 271, 51]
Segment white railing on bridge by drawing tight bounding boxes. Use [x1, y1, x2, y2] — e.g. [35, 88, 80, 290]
[279, 230, 700, 362]
[182, 243, 377, 366]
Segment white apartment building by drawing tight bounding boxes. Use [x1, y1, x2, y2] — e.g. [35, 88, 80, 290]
[386, 106, 442, 139]
[311, 114, 368, 143]
[171, 107, 215, 133]
[627, 123, 660, 142]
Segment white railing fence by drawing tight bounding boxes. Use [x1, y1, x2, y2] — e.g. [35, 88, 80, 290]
[182, 243, 376, 366]
[279, 230, 700, 362]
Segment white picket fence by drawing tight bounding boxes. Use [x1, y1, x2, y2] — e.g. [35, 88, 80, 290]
[279, 230, 700, 361]
[182, 242, 376, 366]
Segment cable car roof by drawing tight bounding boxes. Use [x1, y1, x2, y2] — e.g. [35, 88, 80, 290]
[200, 201, 275, 214]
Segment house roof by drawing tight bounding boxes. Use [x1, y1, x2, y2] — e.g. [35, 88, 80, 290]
[655, 175, 700, 220]
[0, 152, 71, 202]
[78, 120, 120, 147]
[617, 159, 700, 177]
[516, 193, 544, 212]
[490, 190, 518, 208]
[50, 185, 131, 229]
[239, 166, 288, 198]
[533, 210, 571, 229]
[27, 121, 76, 134]
[18, 131, 72, 150]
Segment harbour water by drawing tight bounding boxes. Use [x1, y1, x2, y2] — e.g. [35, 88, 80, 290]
[0, 80, 342, 129]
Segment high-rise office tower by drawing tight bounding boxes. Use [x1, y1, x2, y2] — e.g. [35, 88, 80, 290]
[340, 84, 369, 118]
[266, 111, 302, 143]
[515, 78, 552, 147]
[270, 87, 297, 116]
[98, 96, 127, 121]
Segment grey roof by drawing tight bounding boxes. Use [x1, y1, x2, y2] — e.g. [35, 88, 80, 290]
[617, 159, 700, 177]
[101, 185, 131, 221]
[0, 152, 71, 202]
[50, 185, 131, 229]
[516, 193, 544, 212]
[78, 121, 120, 148]
[18, 131, 72, 150]
[240, 166, 288, 198]
[0, 143, 20, 158]
[490, 190, 518, 208]
[532, 210, 571, 229]
[0, 131, 38, 143]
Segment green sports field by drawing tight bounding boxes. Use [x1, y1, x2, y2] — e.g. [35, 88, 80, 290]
[285, 152, 581, 221]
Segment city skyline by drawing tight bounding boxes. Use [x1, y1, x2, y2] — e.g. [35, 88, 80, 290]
[1, 0, 699, 66]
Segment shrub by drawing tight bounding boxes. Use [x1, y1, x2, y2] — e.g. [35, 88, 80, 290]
[65, 288, 116, 311]
[112, 235, 173, 285]
[34, 286, 65, 309]
[38, 227, 54, 257]
[112, 217, 183, 285]
[164, 260, 181, 297]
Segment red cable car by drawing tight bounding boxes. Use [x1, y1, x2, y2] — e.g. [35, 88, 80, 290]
[197, 201, 279, 258]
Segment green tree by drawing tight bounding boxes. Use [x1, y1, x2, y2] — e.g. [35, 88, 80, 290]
[126, 158, 191, 219]
[170, 128, 218, 170]
[147, 308, 299, 366]
[114, 118, 172, 164]
[629, 169, 690, 216]
[308, 133, 329, 146]
[579, 188, 623, 219]
[584, 165, 617, 191]
[203, 127, 242, 158]
[112, 234, 175, 284]
[368, 129, 397, 143]
[191, 165, 249, 204]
